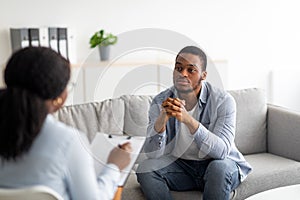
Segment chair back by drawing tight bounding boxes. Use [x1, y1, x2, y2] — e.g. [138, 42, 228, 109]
[0, 185, 63, 200]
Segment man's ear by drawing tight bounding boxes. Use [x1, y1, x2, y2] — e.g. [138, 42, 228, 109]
[201, 71, 207, 80]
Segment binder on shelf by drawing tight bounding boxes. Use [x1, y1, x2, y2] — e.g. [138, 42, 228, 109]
[10, 28, 30, 52]
[48, 27, 77, 63]
[66, 28, 77, 63]
[28, 28, 40, 47]
[48, 27, 58, 53]
[58, 28, 68, 60]
[10, 27, 77, 63]
[39, 27, 49, 47]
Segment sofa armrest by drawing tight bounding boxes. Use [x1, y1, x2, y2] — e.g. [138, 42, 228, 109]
[267, 104, 300, 161]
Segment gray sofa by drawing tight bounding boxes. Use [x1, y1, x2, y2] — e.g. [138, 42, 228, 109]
[54, 88, 300, 200]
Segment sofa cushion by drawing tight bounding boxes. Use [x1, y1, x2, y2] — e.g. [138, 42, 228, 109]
[121, 95, 154, 136]
[235, 153, 300, 200]
[55, 98, 124, 142]
[228, 88, 267, 154]
[267, 104, 300, 161]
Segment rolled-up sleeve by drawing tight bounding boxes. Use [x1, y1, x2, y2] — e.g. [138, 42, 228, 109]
[143, 98, 168, 158]
[65, 134, 120, 200]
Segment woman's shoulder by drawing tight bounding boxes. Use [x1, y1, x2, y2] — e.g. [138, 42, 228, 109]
[44, 115, 83, 136]
[34, 115, 88, 154]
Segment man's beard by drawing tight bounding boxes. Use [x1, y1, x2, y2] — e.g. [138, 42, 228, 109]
[175, 86, 191, 93]
[174, 78, 201, 94]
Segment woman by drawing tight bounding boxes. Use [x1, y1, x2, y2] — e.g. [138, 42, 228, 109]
[0, 47, 131, 200]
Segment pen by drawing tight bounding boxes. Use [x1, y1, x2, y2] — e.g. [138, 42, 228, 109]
[118, 142, 132, 152]
[108, 134, 131, 139]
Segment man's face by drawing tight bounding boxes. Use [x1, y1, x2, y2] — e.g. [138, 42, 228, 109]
[173, 53, 206, 94]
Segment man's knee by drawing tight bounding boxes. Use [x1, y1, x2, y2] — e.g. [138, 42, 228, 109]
[204, 159, 238, 181]
[208, 160, 231, 171]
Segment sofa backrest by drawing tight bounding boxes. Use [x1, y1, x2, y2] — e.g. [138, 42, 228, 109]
[120, 95, 154, 136]
[54, 98, 125, 142]
[55, 88, 267, 155]
[228, 88, 267, 154]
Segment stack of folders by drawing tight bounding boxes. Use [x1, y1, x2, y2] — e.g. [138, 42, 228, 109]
[10, 27, 76, 63]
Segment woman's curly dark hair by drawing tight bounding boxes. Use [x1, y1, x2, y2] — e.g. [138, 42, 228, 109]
[0, 47, 70, 161]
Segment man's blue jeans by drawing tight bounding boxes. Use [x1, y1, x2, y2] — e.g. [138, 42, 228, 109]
[136, 156, 241, 200]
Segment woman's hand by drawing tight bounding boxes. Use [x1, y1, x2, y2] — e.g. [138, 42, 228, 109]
[107, 142, 132, 171]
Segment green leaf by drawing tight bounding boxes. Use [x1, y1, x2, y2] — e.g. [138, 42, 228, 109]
[89, 29, 118, 48]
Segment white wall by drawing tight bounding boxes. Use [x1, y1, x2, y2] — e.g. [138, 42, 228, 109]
[1, 0, 300, 110]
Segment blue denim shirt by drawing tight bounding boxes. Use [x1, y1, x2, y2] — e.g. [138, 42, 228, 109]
[0, 115, 120, 200]
[144, 82, 252, 181]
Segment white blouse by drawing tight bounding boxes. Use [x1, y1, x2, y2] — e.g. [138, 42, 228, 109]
[0, 114, 120, 200]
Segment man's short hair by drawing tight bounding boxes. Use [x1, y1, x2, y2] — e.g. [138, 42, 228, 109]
[176, 46, 207, 71]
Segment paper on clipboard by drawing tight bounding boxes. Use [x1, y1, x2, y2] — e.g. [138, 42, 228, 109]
[91, 132, 146, 186]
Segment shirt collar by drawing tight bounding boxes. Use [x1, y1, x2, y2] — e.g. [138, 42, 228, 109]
[199, 81, 208, 104]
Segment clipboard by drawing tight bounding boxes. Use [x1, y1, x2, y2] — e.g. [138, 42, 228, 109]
[91, 132, 146, 187]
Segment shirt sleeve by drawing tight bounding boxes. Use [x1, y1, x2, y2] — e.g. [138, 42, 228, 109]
[143, 98, 167, 158]
[65, 133, 120, 200]
[96, 163, 120, 199]
[194, 94, 236, 159]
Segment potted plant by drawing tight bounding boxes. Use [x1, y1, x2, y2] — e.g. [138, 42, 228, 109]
[89, 29, 117, 61]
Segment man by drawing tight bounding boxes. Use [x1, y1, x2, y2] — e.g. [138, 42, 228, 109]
[136, 46, 252, 200]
